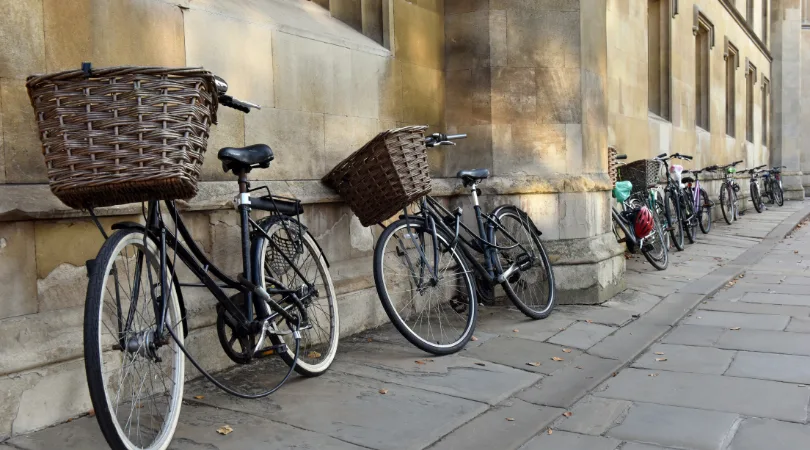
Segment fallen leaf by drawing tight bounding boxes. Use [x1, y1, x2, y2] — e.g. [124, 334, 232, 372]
[730, 327, 741, 331]
[586, 320, 593, 324]
[513, 329, 519, 333]
[562, 348, 572, 353]
[795, 251, 800, 254]
[88, 409, 95, 417]
[656, 358, 668, 362]
[551, 357, 564, 362]
[379, 389, 388, 394]
[506, 417, 515, 422]
[307, 351, 322, 358]
[67, 418, 73, 423]
[547, 428, 553, 435]
[194, 395, 205, 400]
[648, 373, 659, 377]
[612, 372, 618, 377]
[527, 362, 542, 367]
[471, 336, 478, 341]
[697, 316, 702, 319]
[562, 411, 572, 417]
[474, 362, 486, 366]
[575, 366, 583, 369]
[216, 425, 234, 436]
[367, 338, 373, 342]
[414, 360, 426, 365]
[654, 352, 665, 355]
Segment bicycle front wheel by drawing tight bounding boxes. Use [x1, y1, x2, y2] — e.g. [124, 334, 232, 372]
[720, 183, 734, 224]
[84, 228, 184, 450]
[681, 190, 696, 244]
[664, 189, 685, 251]
[642, 207, 669, 270]
[373, 218, 477, 355]
[775, 180, 785, 206]
[751, 182, 764, 213]
[256, 217, 338, 377]
[698, 188, 712, 233]
[491, 206, 556, 319]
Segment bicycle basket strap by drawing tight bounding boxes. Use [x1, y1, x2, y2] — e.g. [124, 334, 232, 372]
[613, 181, 632, 203]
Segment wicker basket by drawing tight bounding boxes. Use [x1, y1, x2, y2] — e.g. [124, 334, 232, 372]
[322, 126, 430, 226]
[618, 159, 662, 194]
[26, 66, 219, 209]
[608, 146, 619, 185]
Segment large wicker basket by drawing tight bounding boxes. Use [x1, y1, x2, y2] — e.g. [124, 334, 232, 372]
[323, 126, 430, 226]
[618, 159, 662, 194]
[26, 66, 219, 209]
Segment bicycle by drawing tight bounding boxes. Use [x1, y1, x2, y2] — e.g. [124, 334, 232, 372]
[654, 153, 692, 250]
[612, 154, 668, 270]
[83, 76, 339, 450]
[763, 166, 786, 207]
[372, 133, 555, 355]
[682, 165, 715, 234]
[746, 165, 768, 213]
[717, 160, 744, 224]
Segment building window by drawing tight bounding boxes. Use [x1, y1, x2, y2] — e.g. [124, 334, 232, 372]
[694, 18, 712, 130]
[805, 0, 810, 24]
[725, 40, 739, 137]
[762, 77, 770, 146]
[648, 0, 672, 119]
[746, 0, 754, 25]
[762, 0, 768, 45]
[746, 60, 757, 143]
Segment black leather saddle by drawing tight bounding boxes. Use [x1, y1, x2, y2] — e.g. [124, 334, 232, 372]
[218, 144, 274, 174]
[457, 169, 490, 186]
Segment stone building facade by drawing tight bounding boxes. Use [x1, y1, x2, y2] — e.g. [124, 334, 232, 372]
[0, 0, 802, 437]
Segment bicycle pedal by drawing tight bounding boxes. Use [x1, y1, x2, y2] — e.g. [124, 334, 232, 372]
[254, 343, 288, 358]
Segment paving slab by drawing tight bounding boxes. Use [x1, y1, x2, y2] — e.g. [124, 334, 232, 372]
[546, 322, 617, 350]
[783, 275, 810, 285]
[728, 418, 810, 450]
[333, 344, 540, 405]
[643, 293, 706, 326]
[555, 396, 631, 435]
[601, 290, 664, 316]
[785, 316, 810, 332]
[463, 337, 581, 375]
[740, 292, 810, 306]
[621, 444, 676, 450]
[714, 329, 810, 356]
[427, 400, 563, 450]
[517, 354, 623, 408]
[725, 351, 810, 384]
[555, 305, 636, 327]
[475, 309, 576, 342]
[519, 430, 621, 450]
[588, 321, 671, 361]
[606, 403, 738, 450]
[186, 370, 487, 450]
[6, 404, 367, 450]
[595, 368, 810, 422]
[662, 325, 725, 347]
[698, 299, 810, 317]
[683, 310, 790, 330]
[632, 343, 735, 375]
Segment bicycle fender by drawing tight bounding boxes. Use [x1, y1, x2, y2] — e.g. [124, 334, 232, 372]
[490, 205, 543, 236]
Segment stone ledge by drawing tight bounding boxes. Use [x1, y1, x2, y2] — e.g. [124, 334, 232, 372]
[0, 174, 612, 222]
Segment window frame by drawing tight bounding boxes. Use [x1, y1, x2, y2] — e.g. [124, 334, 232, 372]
[693, 7, 715, 131]
[648, 0, 673, 120]
[761, 76, 770, 147]
[724, 38, 740, 137]
[745, 59, 758, 143]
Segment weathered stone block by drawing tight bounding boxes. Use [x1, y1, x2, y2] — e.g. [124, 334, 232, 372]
[445, 10, 491, 71]
[492, 67, 536, 124]
[442, 124, 493, 177]
[43, 0, 185, 71]
[492, 124, 567, 175]
[506, 10, 579, 68]
[350, 50, 387, 119]
[0, 221, 36, 319]
[537, 68, 582, 124]
[446, 0, 489, 15]
[558, 191, 609, 239]
[245, 107, 326, 180]
[400, 63, 444, 126]
[202, 107, 245, 182]
[324, 115, 384, 174]
[0, 0, 45, 79]
[1, 79, 47, 183]
[393, 0, 443, 71]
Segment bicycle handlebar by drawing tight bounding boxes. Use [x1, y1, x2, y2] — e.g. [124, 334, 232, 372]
[425, 133, 467, 147]
[616, 154, 628, 160]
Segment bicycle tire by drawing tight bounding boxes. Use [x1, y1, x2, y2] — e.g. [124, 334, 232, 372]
[720, 183, 734, 224]
[490, 206, 556, 319]
[664, 188, 685, 251]
[698, 188, 712, 233]
[652, 189, 671, 251]
[85, 228, 184, 450]
[255, 217, 339, 377]
[775, 180, 785, 206]
[751, 182, 764, 213]
[681, 190, 696, 244]
[373, 218, 477, 355]
[642, 208, 669, 270]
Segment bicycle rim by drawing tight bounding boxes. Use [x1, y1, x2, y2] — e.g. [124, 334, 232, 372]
[642, 209, 668, 270]
[665, 189, 684, 250]
[751, 183, 763, 213]
[259, 219, 338, 376]
[699, 188, 712, 234]
[85, 229, 184, 450]
[374, 219, 476, 354]
[775, 181, 785, 206]
[720, 184, 733, 224]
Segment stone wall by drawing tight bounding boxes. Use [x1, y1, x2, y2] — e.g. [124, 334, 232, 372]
[607, 0, 778, 204]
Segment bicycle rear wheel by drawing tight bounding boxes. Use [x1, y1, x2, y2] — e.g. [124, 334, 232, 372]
[751, 182, 764, 213]
[775, 180, 785, 206]
[681, 190, 696, 244]
[373, 218, 476, 355]
[698, 188, 712, 233]
[720, 183, 734, 224]
[642, 208, 669, 270]
[256, 217, 338, 377]
[664, 189, 685, 250]
[84, 228, 184, 450]
[491, 206, 556, 319]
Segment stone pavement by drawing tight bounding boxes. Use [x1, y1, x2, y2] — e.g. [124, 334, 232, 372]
[4, 201, 809, 450]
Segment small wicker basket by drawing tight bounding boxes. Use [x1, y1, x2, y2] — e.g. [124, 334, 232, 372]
[618, 159, 662, 194]
[608, 146, 619, 185]
[26, 65, 219, 209]
[322, 126, 430, 226]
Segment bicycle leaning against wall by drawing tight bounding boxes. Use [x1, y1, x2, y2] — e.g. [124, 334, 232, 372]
[372, 133, 556, 355]
[654, 153, 692, 250]
[746, 165, 768, 213]
[717, 160, 744, 224]
[27, 67, 339, 450]
[682, 165, 715, 235]
[762, 166, 786, 207]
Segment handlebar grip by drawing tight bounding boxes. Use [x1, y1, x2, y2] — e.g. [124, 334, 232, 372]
[219, 95, 251, 113]
[657, 153, 668, 158]
[683, 155, 693, 161]
[615, 154, 628, 160]
[732, 160, 743, 165]
[446, 134, 467, 140]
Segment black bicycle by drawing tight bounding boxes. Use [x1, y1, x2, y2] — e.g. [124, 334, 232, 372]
[83, 77, 338, 450]
[718, 160, 744, 224]
[746, 165, 768, 213]
[763, 166, 786, 207]
[372, 133, 555, 355]
[654, 153, 692, 250]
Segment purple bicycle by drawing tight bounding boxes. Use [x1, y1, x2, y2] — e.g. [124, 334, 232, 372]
[682, 166, 716, 235]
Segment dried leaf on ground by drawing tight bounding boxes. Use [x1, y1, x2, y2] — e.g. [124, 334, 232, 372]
[656, 358, 668, 362]
[216, 425, 234, 436]
[654, 352, 665, 355]
[367, 338, 373, 342]
[513, 329, 519, 333]
[586, 320, 593, 324]
[612, 372, 618, 377]
[379, 389, 388, 394]
[547, 428, 553, 435]
[506, 417, 515, 422]
[414, 360, 426, 365]
[527, 362, 542, 367]
[730, 327, 741, 331]
[471, 336, 478, 341]
[562, 411, 572, 417]
[562, 348, 572, 353]
[88, 409, 95, 417]
[648, 373, 659, 377]
[307, 351, 321, 358]
[551, 357, 564, 362]
[194, 395, 205, 400]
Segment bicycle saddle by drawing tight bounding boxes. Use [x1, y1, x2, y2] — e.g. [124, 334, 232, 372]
[457, 169, 490, 186]
[218, 144, 274, 173]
